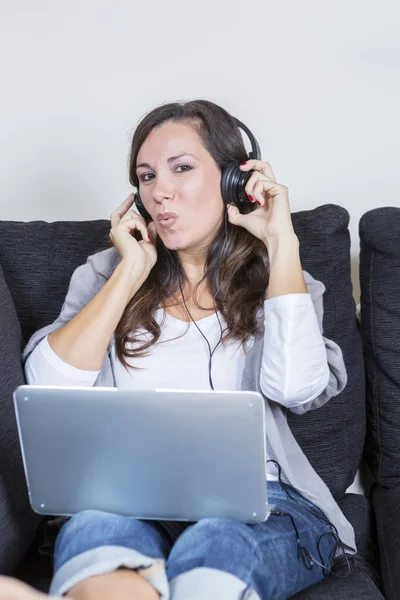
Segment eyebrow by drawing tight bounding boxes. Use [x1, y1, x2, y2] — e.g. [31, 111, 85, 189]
[136, 153, 197, 170]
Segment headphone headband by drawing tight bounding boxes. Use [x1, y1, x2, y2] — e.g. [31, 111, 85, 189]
[233, 118, 261, 161]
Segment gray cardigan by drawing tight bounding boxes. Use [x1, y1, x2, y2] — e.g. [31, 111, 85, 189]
[22, 247, 356, 553]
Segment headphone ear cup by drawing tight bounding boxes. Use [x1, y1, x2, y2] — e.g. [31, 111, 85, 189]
[221, 164, 253, 207]
[134, 192, 152, 222]
[220, 165, 234, 206]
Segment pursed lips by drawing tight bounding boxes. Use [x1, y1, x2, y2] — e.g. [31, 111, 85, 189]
[157, 212, 178, 229]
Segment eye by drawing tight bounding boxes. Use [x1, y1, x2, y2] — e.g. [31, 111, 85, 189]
[139, 173, 154, 183]
[175, 165, 192, 174]
[139, 164, 192, 183]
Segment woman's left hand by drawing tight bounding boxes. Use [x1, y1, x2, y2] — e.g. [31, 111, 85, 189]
[227, 160, 296, 243]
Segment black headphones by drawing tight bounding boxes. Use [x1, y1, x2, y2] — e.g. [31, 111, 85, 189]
[133, 117, 261, 221]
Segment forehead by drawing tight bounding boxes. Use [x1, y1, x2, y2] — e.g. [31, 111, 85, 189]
[137, 121, 205, 161]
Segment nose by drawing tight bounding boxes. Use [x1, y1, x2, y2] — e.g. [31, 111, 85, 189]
[152, 174, 174, 204]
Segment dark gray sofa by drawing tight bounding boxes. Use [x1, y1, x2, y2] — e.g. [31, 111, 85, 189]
[0, 204, 387, 598]
[359, 207, 400, 600]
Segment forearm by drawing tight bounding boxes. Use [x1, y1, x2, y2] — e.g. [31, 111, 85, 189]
[264, 233, 307, 299]
[261, 235, 331, 408]
[260, 292, 330, 407]
[48, 261, 144, 371]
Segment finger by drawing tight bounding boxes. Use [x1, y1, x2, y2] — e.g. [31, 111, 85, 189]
[240, 160, 276, 182]
[245, 172, 275, 204]
[253, 180, 288, 206]
[111, 217, 150, 241]
[252, 180, 270, 208]
[110, 193, 136, 227]
[119, 209, 143, 224]
[147, 221, 158, 245]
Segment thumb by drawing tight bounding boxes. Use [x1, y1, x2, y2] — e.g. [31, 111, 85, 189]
[227, 203, 245, 227]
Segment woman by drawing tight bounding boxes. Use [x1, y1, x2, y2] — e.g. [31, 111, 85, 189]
[1, 100, 355, 600]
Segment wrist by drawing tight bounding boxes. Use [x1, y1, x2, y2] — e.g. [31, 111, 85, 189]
[263, 233, 307, 297]
[116, 260, 147, 300]
[263, 232, 300, 264]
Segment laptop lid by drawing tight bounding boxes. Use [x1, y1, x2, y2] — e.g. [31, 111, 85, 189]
[13, 385, 269, 524]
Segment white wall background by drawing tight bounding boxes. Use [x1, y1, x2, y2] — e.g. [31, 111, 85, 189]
[1, 0, 399, 301]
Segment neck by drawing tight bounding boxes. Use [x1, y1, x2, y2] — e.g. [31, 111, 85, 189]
[177, 244, 208, 286]
[178, 257, 206, 287]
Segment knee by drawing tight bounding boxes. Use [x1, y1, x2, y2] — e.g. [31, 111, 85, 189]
[55, 509, 130, 558]
[193, 517, 240, 536]
[167, 518, 261, 583]
[192, 517, 252, 541]
[59, 509, 115, 537]
[172, 517, 257, 556]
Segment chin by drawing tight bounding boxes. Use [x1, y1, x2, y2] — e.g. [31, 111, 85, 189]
[159, 232, 193, 252]
[162, 239, 189, 251]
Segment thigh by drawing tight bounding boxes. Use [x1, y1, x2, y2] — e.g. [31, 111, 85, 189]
[54, 511, 172, 571]
[50, 511, 177, 597]
[167, 483, 337, 600]
[247, 482, 337, 598]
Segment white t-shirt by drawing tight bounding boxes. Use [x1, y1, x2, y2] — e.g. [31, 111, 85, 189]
[25, 293, 330, 481]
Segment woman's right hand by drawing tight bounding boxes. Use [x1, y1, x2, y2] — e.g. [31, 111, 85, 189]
[109, 193, 157, 276]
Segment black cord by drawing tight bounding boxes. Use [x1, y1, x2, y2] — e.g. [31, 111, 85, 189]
[267, 459, 352, 578]
[269, 508, 314, 570]
[178, 207, 230, 390]
[170, 211, 351, 578]
[179, 273, 227, 391]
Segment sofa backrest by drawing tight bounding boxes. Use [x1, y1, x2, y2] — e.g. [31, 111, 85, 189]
[288, 206, 365, 499]
[359, 207, 400, 487]
[0, 220, 110, 344]
[0, 263, 40, 573]
[0, 205, 365, 500]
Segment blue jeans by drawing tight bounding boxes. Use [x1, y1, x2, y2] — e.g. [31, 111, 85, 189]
[49, 482, 337, 599]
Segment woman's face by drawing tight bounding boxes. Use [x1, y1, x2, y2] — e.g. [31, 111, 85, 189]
[136, 121, 224, 253]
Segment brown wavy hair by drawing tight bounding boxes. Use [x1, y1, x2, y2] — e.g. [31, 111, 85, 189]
[108, 100, 270, 369]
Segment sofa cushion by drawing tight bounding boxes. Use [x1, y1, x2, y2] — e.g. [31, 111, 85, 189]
[371, 483, 400, 600]
[0, 263, 41, 574]
[0, 205, 365, 500]
[359, 207, 400, 486]
[338, 493, 381, 587]
[291, 567, 384, 600]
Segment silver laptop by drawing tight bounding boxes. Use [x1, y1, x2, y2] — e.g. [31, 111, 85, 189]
[13, 385, 272, 524]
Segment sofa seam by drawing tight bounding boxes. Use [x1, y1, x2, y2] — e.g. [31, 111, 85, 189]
[369, 250, 382, 482]
[329, 230, 350, 489]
